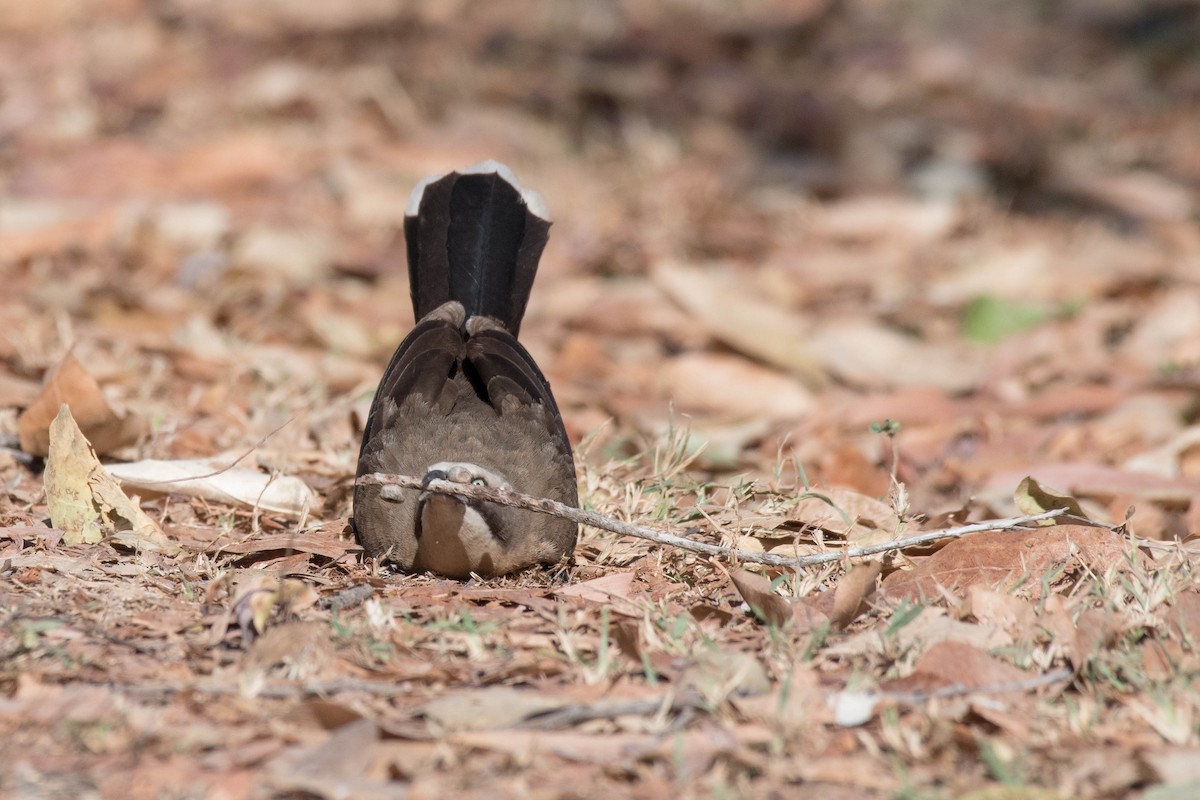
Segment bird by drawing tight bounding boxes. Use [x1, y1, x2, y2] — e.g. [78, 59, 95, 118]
[353, 161, 578, 579]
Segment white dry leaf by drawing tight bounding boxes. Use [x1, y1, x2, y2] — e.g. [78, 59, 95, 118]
[106, 457, 315, 517]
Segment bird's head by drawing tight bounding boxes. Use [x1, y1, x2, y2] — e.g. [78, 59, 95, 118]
[414, 462, 521, 577]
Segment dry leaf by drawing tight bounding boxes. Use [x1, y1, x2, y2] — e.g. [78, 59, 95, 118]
[728, 568, 792, 628]
[1014, 475, 1087, 524]
[683, 649, 771, 697]
[658, 352, 814, 420]
[829, 561, 881, 630]
[555, 571, 636, 604]
[787, 486, 900, 544]
[882, 525, 1129, 602]
[420, 687, 563, 731]
[106, 457, 316, 517]
[18, 352, 144, 456]
[882, 640, 1029, 694]
[966, 586, 1037, 640]
[807, 318, 985, 392]
[653, 261, 826, 387]
[246, 621, 333, 676]
[44, 404, 174, 552]
[988, 464, 1200, 507]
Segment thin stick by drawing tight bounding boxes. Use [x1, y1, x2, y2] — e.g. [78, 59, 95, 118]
[356, 472, 1069, 569]
[880, 667, 1074, 704]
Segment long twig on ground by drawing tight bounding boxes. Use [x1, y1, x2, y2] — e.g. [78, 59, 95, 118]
[879, 667, 1074, 704]
[356, 472, 1070, 569]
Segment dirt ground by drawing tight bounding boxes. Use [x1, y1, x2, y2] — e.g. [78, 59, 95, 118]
[3, 1, 1200, 798]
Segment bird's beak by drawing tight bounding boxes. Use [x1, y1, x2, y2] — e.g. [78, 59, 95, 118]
[419, 468, 462, 505]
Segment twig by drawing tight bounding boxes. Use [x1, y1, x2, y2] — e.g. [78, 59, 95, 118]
[356, 472, 1070, 569]
[111, 677, 417, 699]
[879, 667, 1074, 705]
[518, 690, 706, 730]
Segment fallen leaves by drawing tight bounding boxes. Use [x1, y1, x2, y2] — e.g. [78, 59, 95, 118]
[6, 3, 1200, 798]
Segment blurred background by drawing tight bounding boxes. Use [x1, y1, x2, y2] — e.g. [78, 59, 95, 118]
[3, 0, 1200, 532]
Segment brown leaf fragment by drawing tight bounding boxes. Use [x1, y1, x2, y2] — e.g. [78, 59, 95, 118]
[829, 561, 881, 630]
[728, 568, 792, 628]
[1140, 746, 1200, 788]
[966, 586, 1037, 641]
[216, 533, 353, 559]
[883, 640, 1029, 694]
[284, 700, 364, 732]
[787, 486, 900, 543]
[611, 618, 644, 665]
[683, 649, 771, 697]
[790, 597, 832, 635]
[44, 405, 174, 552]
[555, 571, 636, 604]
[1163, 590, 1200, 644]
[267, 718, 385, 797]
[1069, 608, 1116, 671]
[419, 687, 564, 732]
[18, 352, 144, 456]
[882, 525, 1129, 602]
[690, 604, 734, 627]
[1014, 475, 1088, 524]
[1141, 639, 1175, 683]
[246, 621, 333, 676]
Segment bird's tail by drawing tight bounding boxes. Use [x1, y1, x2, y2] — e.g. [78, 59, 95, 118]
[404, 161, 550, 337]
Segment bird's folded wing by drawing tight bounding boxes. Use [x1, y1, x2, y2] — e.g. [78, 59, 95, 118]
[363, 319, 464, 443]
[465, 328, 571, 452]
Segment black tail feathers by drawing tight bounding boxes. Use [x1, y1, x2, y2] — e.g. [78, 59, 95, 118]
[405, 162, 550, 337]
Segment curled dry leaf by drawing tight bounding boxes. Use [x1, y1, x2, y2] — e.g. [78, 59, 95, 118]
[18, 351, 145, 457]
[728, 568, 792, 628]
[1014, 475, 1088, 524]
[106, 457, 316, 517]
[44, 404, 175, 552]
[829, 561, 881, 630]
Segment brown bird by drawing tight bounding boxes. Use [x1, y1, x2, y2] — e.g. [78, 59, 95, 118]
[353, 162, 578, 578]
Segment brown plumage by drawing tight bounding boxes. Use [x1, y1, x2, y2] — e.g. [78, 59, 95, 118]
[353, 163, 578, 578]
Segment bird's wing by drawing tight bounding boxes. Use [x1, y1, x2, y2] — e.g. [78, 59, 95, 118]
[464, 328, 572, 454]
[361, 317, 464, 448]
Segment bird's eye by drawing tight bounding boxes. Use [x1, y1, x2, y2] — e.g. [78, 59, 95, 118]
[471, 477, 487, 487]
